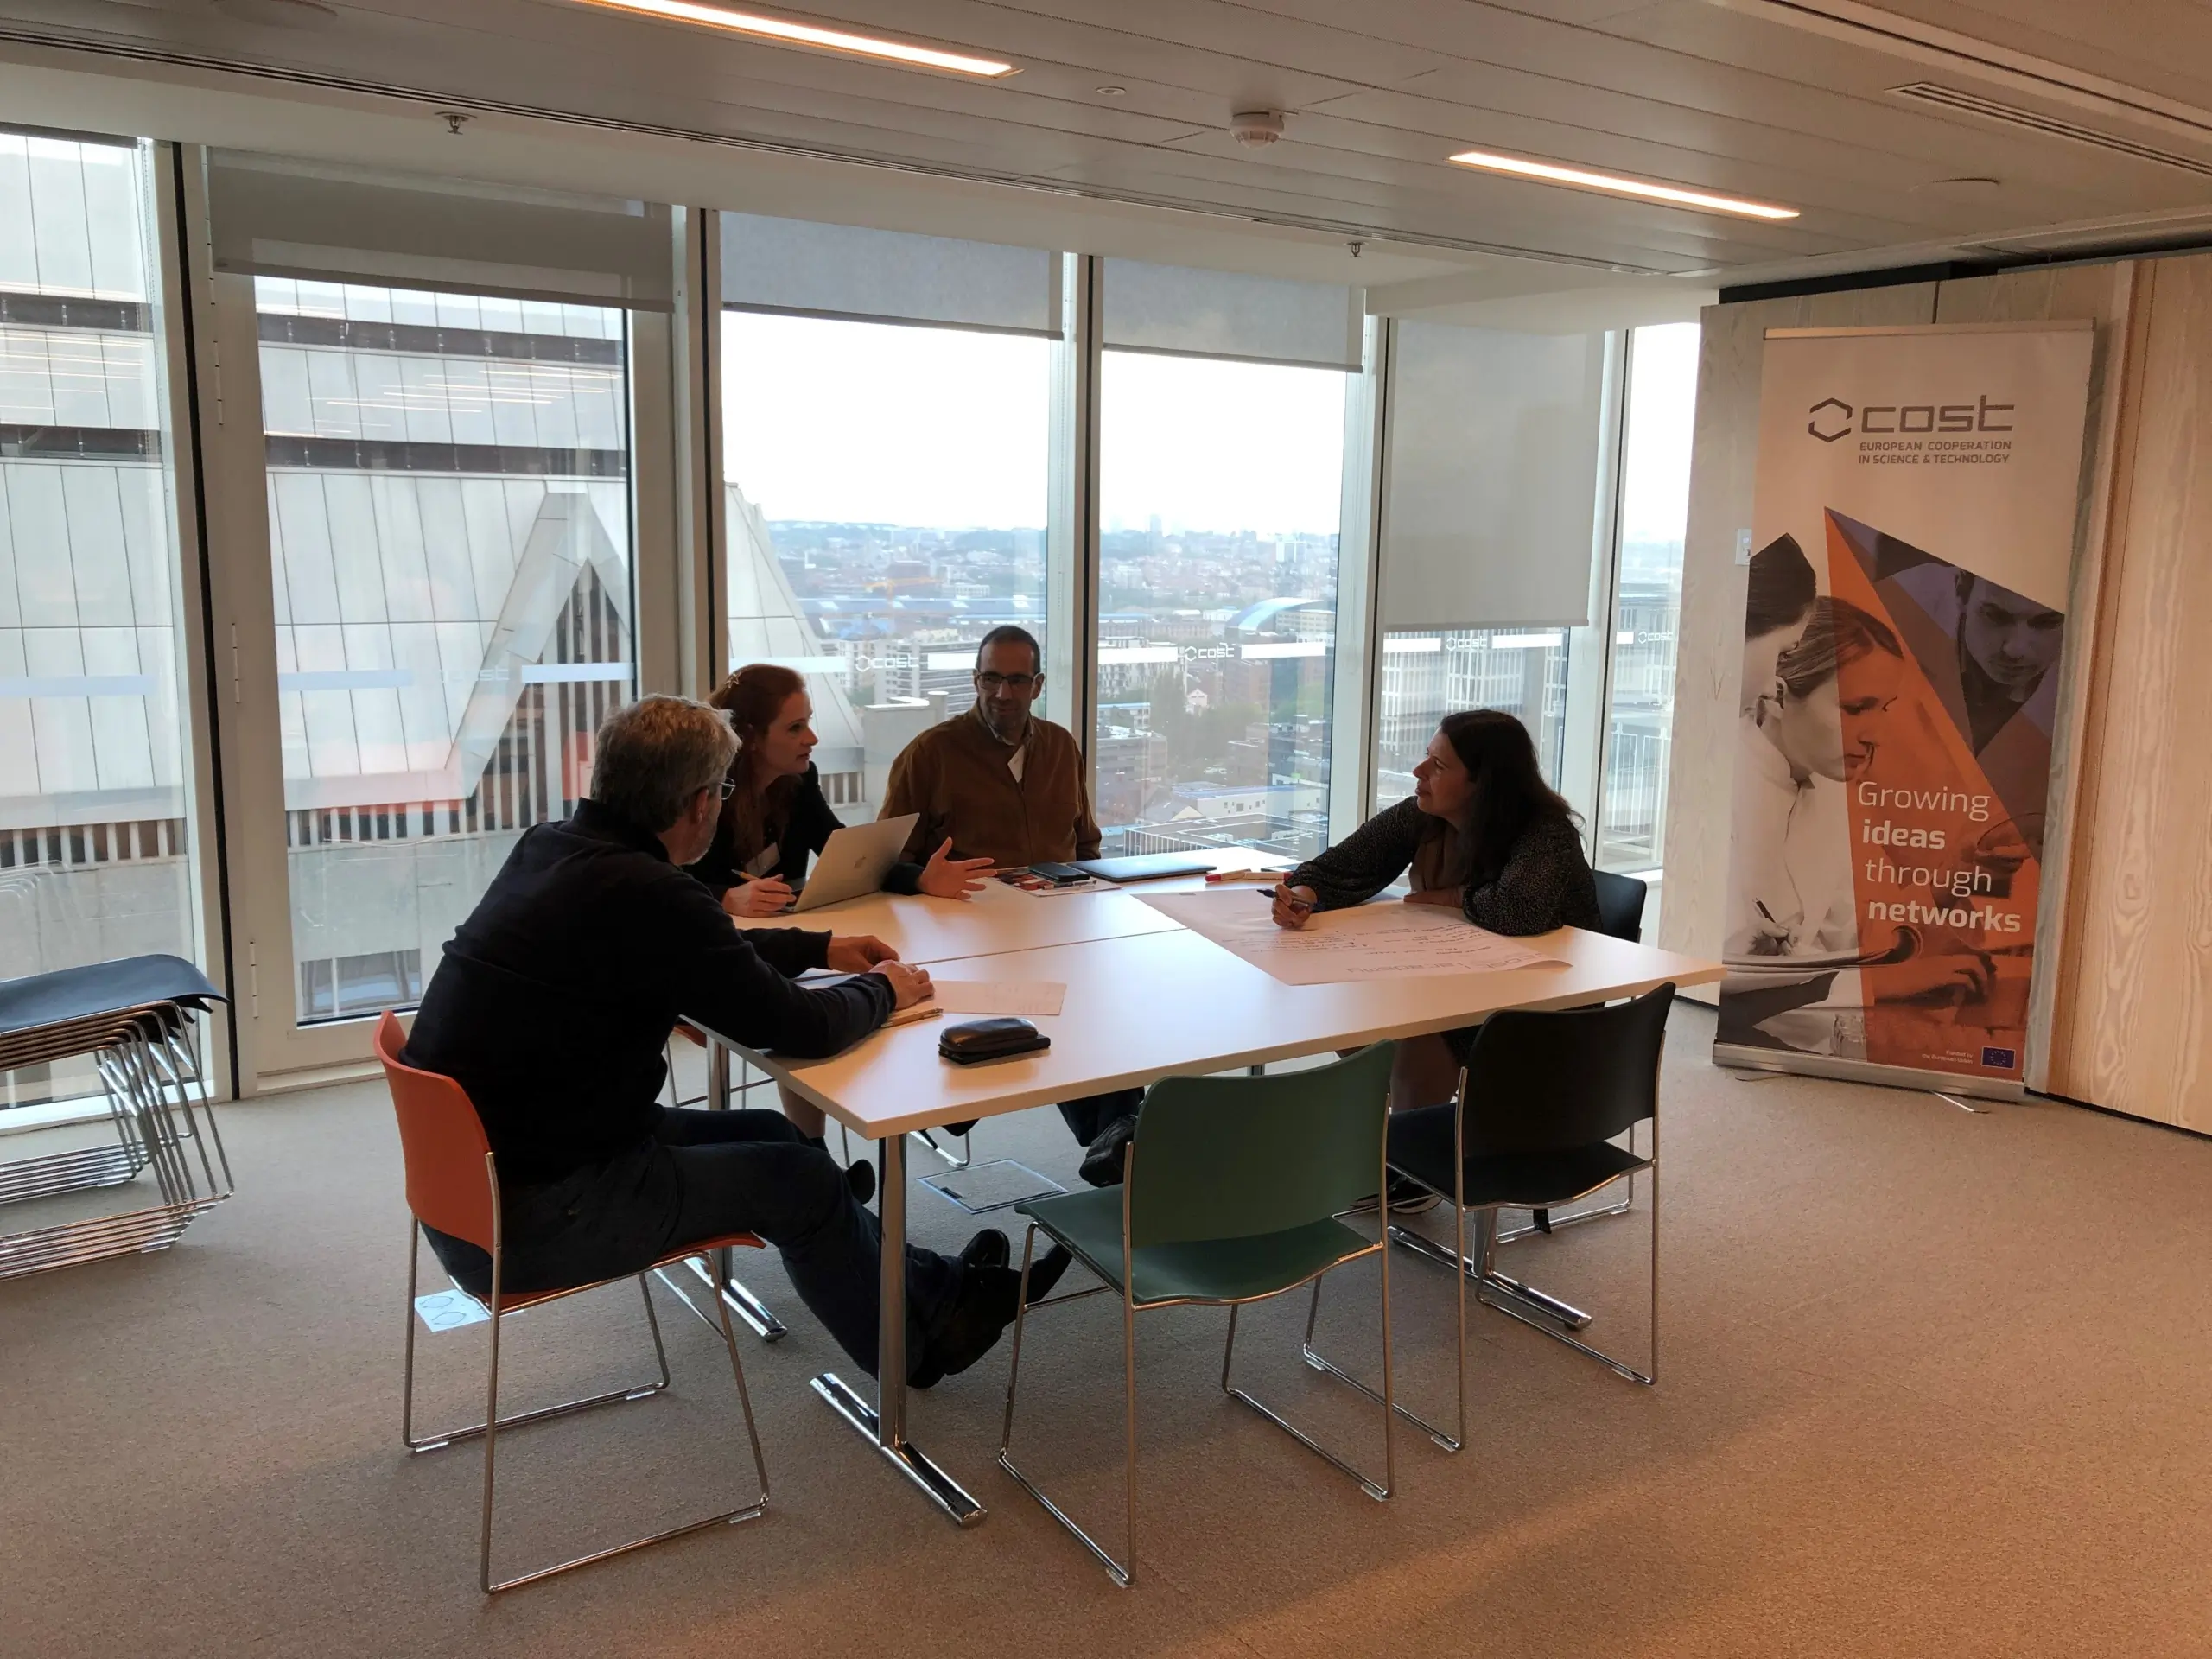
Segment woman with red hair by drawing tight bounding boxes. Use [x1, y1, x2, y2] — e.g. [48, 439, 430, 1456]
[693, 664, 994, 1139]
[696, 663, 994, 916]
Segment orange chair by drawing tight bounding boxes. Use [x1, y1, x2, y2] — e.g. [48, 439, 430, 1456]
[375, 1013, 771, 1592]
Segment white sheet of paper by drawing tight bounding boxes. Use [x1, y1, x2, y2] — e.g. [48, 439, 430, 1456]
[928, 980, 1068, 1017]
[415, 1288, 491, 1332]
[1136, 889, 1568, 986]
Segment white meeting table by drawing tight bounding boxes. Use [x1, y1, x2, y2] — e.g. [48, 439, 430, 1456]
[725, 845, 1287, 967]
[690, 888, 1721, 1528]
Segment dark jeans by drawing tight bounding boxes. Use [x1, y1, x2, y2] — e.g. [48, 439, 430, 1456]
[423, 1109, 965, 1383]
[1056, 1087, 1144, 1145]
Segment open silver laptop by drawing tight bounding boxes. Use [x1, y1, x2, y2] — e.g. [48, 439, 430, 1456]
[791, 813, 920, 912]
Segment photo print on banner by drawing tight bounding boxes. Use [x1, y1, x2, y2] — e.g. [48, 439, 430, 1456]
[1719, 323, 2092, 1086]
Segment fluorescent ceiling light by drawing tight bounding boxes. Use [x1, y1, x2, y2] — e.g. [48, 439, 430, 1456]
[574, 0, 1017, 76]
[1447, 148, 1799, 220]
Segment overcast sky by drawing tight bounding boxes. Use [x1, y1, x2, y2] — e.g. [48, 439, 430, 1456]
[721, 311, 1697, 546]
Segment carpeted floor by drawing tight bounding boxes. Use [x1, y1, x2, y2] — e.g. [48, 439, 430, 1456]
[4, 1001, 2209, 1659]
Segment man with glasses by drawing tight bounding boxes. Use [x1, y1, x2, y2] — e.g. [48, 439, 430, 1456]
[879, 626, 1139, 1185]
[879, 624, 1100, 874]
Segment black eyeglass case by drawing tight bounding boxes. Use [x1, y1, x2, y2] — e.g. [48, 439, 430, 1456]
[938, 1017, 1052, 1065]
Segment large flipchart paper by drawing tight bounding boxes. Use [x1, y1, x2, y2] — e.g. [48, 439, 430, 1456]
[1137, 890, 1567, 986]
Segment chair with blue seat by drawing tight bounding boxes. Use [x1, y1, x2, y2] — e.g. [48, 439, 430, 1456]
[996, 1042, 1397, 1586]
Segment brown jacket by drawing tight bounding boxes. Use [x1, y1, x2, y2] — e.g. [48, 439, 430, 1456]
[879, 706, 1102, 870]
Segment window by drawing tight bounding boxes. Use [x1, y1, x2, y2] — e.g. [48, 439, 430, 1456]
[1, 132, 202, 1096]
[721, 309, 1052, 823]
[298, 948, 423, 1020]
[1372, 627, 1572, 810]
[1594, 323, 1698, 874]
[1094, 351, 1348, 858]
[253, 276, 634, 1022]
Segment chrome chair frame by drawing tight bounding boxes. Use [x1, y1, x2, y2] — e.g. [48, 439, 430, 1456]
[399, 1150, 771, 1594]
[1, 1000, 231, 1280]
[997, 1138, 1395, 1588]
[1307, 1049, 1662, 1457]
[906, 1123, 974, 1171]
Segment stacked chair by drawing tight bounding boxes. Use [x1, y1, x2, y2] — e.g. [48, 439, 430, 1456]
[0, 954, 231, 1280]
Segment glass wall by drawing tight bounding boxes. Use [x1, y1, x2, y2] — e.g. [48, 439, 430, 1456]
[253, 276, 633, 1021]
[0, 133, 200, 1101]
[1094, 350, 1347, 858]
[3, 162, 1701, 1065]
[721, 310, 1052, 823]
[1594, 323, 1698, 874]
[1372, 626, 1572, 810]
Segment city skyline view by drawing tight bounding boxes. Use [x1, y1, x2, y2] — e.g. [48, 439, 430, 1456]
[723, 314, 1695, 868]
[723, 312, 1699, 544]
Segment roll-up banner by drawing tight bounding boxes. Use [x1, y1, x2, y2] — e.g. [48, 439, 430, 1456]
[1719, 323, 2094, 1095]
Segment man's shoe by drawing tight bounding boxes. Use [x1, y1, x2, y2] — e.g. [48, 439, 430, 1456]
[1079, 1115, 1138, 1188]
[1022, 1243, 1074, 1303]
[961, 1229, 1011, 1272]
[910, 1263, 1020, 1389]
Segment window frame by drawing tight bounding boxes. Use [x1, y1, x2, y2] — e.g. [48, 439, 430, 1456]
[87, 149, 1695, 1095]
[181, 147, 677, 1090]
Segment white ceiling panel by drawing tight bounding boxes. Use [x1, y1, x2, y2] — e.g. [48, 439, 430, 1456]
[1851, 0, 2212, 108]
[0, 0, 2203, 296]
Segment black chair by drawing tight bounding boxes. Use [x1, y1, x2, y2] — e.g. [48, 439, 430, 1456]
[1510, 868, 1649, 1244]
[1592, 869, 1649, 944]
[1310, 984, 1673, 1452]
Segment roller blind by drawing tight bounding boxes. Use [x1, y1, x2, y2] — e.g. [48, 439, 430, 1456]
[721, 213, 1059, 337]
[207, 151, 673, 311]
[1380, 321, 1609, 631]
[1102, 258, 1362, 372]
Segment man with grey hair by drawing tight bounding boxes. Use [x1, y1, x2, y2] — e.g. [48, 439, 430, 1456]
[406, 695, 1041, 1387]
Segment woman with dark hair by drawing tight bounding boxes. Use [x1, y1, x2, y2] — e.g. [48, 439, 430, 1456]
[694, 663, 994, 918]
[1273, 709, 1600, 1110]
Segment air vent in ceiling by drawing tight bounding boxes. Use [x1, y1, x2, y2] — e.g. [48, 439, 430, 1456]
[1892, 82, 2212, 179]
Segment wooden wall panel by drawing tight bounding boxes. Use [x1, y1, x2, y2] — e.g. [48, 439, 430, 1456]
[2043, 253, 2212, 1129]
[1656, 283, 1938, 991]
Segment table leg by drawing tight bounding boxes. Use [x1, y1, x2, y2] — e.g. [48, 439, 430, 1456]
[810, 1130, 987, 1527]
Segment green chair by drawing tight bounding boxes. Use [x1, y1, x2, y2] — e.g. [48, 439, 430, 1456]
[996, 1042, 1397, 1587]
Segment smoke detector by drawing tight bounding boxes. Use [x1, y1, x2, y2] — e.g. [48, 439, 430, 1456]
[1230, 110, 1286, 148]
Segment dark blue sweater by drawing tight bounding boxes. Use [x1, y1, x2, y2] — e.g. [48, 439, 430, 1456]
[405, 798, 891, 1185]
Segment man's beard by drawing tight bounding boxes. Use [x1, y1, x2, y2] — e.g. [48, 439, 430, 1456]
[980, 702, 1028, 743]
